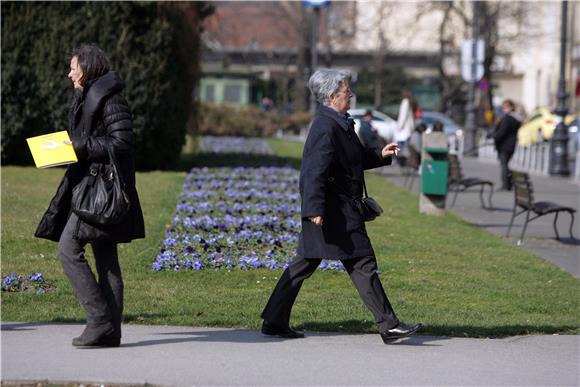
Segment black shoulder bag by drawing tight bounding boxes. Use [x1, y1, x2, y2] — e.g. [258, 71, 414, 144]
[71, 138, 131, 225]
[329, 177, 384, 222]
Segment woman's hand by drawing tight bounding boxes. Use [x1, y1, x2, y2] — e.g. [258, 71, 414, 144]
[309, 216, 323, 226]
[381, 142, 400, 158]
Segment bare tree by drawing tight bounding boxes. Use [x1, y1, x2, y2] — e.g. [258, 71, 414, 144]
[281, 1, 309, 111]
[373, 2, 391, 107]
[415, 1, 539, 115]
[415, 1, 469, 112]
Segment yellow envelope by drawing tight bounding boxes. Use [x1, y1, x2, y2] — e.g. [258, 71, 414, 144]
[26, 131, 78, 168]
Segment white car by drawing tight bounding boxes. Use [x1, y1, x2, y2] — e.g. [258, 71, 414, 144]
[348, 108, 397, 144]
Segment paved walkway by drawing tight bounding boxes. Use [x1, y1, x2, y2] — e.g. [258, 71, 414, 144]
[2, 322, 579, 386]
[377, 156, 580, 278]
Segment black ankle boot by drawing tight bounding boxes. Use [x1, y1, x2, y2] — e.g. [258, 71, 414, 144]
[72, 322, 115, 347]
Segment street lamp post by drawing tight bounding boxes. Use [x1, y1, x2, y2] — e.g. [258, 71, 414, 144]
[304, 0, 330, 113]
[309, 6, 320, 113]
[549, 0, 570, 176]
[464, 1, 480, 156]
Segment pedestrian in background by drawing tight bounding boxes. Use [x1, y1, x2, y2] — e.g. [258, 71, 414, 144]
[358, 110, 380, 149]
[407, 123, 427, 164]
[395, 90, 416, 153]
[493, 99, 521, 191]
[261, 69, 422, 344]
[432, 120, 444, 133]
[35, 43, 145, 347]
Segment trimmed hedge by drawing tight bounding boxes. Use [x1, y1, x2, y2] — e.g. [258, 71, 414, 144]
[1, 2, 213, 170]
[196, 103, 313, 137]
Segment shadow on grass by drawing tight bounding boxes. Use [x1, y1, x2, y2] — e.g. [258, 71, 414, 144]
[174, 152, 302, 171]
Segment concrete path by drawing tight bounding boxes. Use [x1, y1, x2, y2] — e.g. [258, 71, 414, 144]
[2, 322, 579, 386]
[378, 156, 580, 278]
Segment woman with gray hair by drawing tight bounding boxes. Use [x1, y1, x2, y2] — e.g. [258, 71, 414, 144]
[261, 69, 422, 344]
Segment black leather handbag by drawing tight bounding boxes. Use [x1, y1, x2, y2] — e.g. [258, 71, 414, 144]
[71, 139, 130, 225]
[355, 180, 384, 222]
[329, 177, 384, 222]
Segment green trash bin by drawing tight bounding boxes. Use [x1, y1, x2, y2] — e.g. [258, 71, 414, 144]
[421, 147, 448, 196]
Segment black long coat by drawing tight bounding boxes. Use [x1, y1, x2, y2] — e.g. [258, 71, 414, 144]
[493, 113, 521, 155]
[297, 105, 391, 260]
[35, 71, 145, 243]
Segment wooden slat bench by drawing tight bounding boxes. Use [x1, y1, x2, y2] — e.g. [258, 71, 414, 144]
[506, 171, 576, 244]
[447, 154, 494, 209]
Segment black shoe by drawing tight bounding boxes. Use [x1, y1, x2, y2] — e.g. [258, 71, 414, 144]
[380, 322, 422, 344]
[97, 335, 121, 347]
[72, 322, 115, 347]
[261, 321, 304, 339]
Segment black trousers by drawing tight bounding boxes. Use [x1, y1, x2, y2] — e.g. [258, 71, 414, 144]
[498, 150, 514, 190]
[261, 255, 399, 332]
[58, 213, 123, 337]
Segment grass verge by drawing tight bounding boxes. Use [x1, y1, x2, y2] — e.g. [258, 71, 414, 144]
[1, 138, 578, 337]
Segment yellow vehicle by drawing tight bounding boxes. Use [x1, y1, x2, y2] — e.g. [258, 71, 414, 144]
[518, 107, 577, 145]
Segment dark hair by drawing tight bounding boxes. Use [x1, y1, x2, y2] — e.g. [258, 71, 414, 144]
[71, 43, 109, 86]
[402, 90, 418, 113]
[432, 121, 444, 132]
[415, 123, 427, 133]
[502, 99, 515, 111]
[364, 110, 373, 118]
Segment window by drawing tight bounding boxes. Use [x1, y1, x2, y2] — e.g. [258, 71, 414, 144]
[205, 84, 215, 102]
[224, 84, 242, 103]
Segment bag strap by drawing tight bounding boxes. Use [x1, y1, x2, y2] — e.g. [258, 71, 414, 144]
[362, 178, 369, 198]
[328, 176, 368, 199]
[104, 137, 127, 189]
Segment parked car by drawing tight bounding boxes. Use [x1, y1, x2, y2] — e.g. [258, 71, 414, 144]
[417, 111, 464, 155]
[348, 108, 397, 144]
[517, 107, 577, 146]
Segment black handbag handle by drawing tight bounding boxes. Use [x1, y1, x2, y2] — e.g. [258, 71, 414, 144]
[104, 136, 126, 189]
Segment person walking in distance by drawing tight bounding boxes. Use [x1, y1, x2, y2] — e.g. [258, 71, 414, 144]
[261, 69, 422, 344]
[35, 44, 145, 347]
[493, 99, 521, 190]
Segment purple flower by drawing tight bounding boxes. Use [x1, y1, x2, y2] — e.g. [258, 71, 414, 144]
[153, 164, 345, 272]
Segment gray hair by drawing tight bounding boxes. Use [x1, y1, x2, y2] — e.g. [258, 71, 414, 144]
[308, 69, 350, 106]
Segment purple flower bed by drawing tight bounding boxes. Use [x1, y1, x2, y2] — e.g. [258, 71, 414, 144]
[152, 166, 345, 272]
[1, 272, 53, 294]
[198, 136, 274, 155]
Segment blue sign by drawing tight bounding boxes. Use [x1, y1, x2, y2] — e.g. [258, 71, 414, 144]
[304, 0, 330, 8]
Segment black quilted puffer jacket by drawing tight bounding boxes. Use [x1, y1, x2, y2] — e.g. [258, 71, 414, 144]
[35, 71, 145, 243]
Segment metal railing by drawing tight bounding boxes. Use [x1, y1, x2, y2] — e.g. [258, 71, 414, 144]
[477, 137, 579, 180]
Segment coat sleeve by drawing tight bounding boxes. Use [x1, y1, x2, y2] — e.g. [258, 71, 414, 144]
[73, 95, 133, 162]
[493, 116, 510, 145]
[362, 146, 392, 170]
[301, 126, 335, 219]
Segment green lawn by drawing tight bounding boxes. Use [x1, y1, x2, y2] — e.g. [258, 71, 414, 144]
[2, 138, 579, 337]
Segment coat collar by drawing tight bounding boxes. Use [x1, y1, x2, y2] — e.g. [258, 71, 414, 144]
[80, 71, 124, 134]
[317, 105, 353, 132]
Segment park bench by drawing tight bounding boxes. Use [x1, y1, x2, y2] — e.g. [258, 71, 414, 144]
[506, 170, 576, 244]
[447, 154, 494, 209]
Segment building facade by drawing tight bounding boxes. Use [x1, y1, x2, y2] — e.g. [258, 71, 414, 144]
[200, 1, 578, 118]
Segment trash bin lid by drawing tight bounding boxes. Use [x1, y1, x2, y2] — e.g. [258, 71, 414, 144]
[424, 147, 448, 154]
